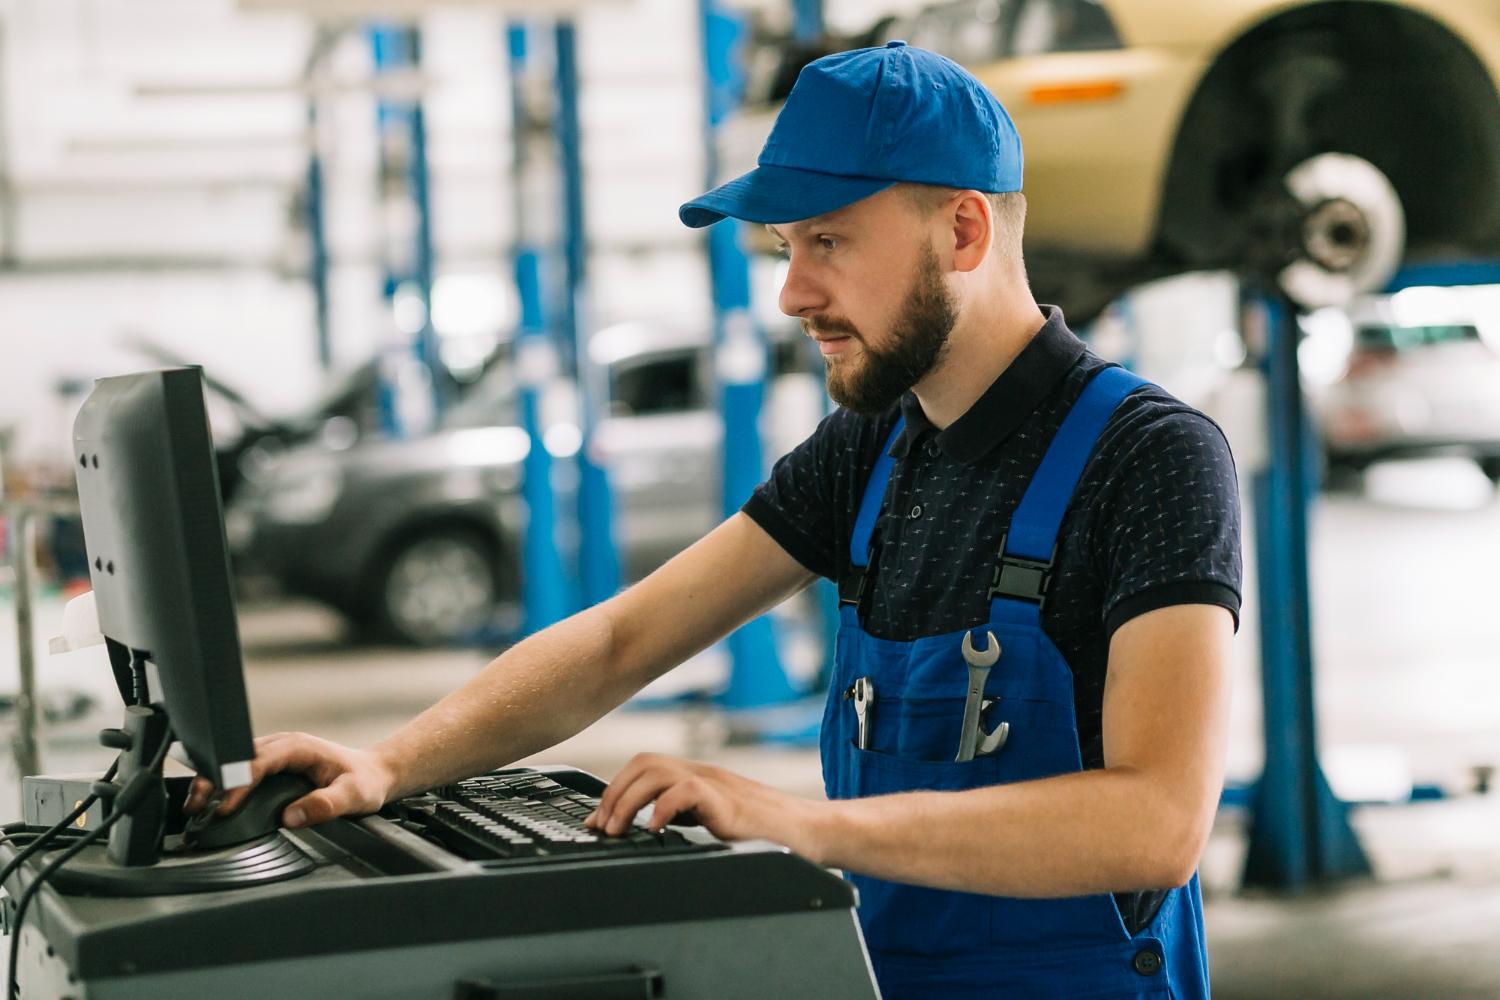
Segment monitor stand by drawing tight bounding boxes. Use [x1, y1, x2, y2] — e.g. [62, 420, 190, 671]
[40, 698, 314, 897]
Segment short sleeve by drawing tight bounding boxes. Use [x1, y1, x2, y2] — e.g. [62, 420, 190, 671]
[741, 409, 852, 581]
[1093, 408, 1243, 636]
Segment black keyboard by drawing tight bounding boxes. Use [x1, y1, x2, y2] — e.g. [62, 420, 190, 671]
[393, 770, 722, 864]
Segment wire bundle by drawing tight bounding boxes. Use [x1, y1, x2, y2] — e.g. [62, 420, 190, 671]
[2, 730, 171, 999]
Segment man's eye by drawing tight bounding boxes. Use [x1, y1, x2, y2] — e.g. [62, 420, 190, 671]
[818, 236, 839, 251]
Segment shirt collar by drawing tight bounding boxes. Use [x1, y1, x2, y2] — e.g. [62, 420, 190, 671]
[891, 304, 1086, 463]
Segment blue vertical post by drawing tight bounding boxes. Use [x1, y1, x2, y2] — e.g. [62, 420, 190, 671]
[791, 0, 824, 42]
[370, 24, 443, 432]
[306, 99, 332, 370]
[554, 22, 620, 608]
[1242, 287, 1370, 889]
[508, 23, 571, 633]
[699, 1, 795, 708]
[408, 61, 443, 419]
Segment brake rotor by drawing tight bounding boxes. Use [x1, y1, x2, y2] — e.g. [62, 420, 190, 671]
[1277, 152, 1405, 309]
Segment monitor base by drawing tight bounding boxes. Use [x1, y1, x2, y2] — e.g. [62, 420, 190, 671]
[43, 832, 314, 897]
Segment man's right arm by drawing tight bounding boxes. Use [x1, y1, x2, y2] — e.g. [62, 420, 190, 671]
[191, 512, 817, 826]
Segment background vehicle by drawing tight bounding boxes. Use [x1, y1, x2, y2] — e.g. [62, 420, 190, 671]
[736, 0, 1500, 322]
[1316, 308, 1500, 483]
[227, 325, 820, 645]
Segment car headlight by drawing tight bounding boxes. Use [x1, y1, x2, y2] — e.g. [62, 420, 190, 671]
[265, 460, 344, 525]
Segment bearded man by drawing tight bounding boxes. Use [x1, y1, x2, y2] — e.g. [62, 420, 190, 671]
[192, 42, 1241, 1000]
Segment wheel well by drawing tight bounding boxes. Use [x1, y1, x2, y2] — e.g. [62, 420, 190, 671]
[1157, 2, 1500, 269]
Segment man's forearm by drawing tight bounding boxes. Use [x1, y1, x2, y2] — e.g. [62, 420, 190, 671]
[814, 765, 1209, 897]
[370, 603, 639, 800]
[361, 515, 817, 804]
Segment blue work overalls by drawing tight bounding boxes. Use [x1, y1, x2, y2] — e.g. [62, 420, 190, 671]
[821, 366, 1210, 999]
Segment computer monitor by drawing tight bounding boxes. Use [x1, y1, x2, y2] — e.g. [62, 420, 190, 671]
[73, 366, 255, 792]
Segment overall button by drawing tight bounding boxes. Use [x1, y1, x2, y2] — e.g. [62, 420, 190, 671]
[909, 505, 922, 519]
[1132, 949, 1163, 976]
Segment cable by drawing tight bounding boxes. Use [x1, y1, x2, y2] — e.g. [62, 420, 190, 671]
[4, 811, 121, 998]
[5, 742, 160, 999]
[0, 758, 119, 892]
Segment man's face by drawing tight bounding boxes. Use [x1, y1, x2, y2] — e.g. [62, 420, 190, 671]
[769, 188, 958, 415]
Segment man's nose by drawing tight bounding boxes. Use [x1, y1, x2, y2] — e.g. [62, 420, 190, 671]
[778, 257, 827, 318]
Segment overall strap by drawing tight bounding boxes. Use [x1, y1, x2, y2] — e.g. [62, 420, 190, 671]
[989, 366, 1150, 621]
[839, 417, 906, 611]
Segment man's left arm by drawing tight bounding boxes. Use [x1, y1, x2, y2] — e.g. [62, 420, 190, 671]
[587, 601, 1232, 896]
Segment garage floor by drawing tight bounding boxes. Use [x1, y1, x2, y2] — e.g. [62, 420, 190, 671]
[4, 459, 1498, 995]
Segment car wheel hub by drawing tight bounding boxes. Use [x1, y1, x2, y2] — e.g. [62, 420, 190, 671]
[1277, 152, 1405, 310]
[385, 537, 494, 642]
[1302, 197, 1371, 273]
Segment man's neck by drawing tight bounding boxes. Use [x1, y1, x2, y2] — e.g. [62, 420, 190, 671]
[911, 288, 1047, 431]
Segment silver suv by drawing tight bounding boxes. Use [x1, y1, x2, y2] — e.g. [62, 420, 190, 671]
[226, 323, 818, 644]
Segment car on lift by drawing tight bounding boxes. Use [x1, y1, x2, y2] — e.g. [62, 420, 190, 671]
[734, 0, 1500, 321]
[1315, 296, 1500, 483]
[225, 324, 820, 645]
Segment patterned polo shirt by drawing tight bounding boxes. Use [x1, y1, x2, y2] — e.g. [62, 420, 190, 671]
[742, 304, 1242, 933]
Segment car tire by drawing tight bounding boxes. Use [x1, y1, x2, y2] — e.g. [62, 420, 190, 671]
[374, 528, 500, 646]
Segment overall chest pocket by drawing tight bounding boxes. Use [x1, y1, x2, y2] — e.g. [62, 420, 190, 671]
[861, 690, 1078, 776]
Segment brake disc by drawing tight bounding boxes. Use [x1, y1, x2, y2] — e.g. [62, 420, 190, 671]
[1277, 152, 1405, 310]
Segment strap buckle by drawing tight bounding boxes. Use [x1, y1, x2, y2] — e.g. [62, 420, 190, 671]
[838, 569, 868, 608]
[988, 532, 1055, 606]
[839, 547, 881, 610]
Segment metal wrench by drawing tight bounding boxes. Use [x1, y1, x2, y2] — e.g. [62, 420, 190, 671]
[853, 677, 875, 750]
[977, 698, 1009, 756]
[956, 630, 1003, 761]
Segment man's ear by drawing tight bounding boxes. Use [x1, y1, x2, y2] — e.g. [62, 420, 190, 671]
[950, 191, 993, 274]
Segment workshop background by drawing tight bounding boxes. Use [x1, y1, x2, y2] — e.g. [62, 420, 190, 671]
[2, 0, 1500, 996]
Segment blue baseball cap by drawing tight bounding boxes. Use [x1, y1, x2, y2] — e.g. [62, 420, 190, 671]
[679, 41, 1023, 229]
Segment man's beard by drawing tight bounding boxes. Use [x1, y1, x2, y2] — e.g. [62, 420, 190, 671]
[812, 243, 957, 416]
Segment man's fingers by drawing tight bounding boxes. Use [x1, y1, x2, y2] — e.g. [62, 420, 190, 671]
[592, 753, 654, 823]
[281, 775, 365, 829]
[646, 781, 703, 832]
[209, 737, 323, 816]
[183, 776, 216, 815]
[597, 769, 679, 836]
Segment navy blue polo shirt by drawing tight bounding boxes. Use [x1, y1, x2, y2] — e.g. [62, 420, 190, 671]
[742, 305, 1243, 932]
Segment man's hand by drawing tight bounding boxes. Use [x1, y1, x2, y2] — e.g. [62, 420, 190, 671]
[183, 732, 398, 829]
[584, 753, 830, 862]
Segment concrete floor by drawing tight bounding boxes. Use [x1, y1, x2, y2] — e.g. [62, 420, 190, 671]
[3, 457, 1499, 995]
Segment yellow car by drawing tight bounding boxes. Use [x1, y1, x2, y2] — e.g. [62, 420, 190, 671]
[741, 0, 1500, 320]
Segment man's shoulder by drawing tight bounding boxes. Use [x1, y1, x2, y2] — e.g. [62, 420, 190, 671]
[1075, 361, 1235, 471]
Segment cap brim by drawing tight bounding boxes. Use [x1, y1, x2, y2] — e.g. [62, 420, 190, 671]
[679, 164, 895, 228]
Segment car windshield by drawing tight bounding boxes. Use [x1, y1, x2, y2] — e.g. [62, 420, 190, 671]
[1355, 323, 1481, 351]
[442, 362, 519, 429]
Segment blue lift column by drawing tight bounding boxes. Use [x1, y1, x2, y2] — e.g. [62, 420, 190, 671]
[554, 22, 620, 609]
[1242, 287, 1370, 889]
[305, 97, 332, 370]
[792, 0, 824, 42]
[507, 23, 572, 634]
[698, 0, 795, 708]
[370, 24, 444, 436]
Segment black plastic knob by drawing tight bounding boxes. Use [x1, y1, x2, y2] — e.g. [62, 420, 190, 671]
[98, 728, 133, 751]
